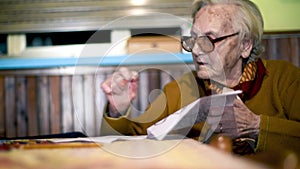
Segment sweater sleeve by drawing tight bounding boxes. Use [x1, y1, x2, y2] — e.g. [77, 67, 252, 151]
[256, 115, 300, 153]
[256, 64, 300, 153]
[100, 73, 194, 136]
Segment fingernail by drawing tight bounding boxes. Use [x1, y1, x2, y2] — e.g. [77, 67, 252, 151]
[121, 79, 128, 86]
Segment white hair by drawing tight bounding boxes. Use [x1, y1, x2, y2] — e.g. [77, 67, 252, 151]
[192, 0, 264, 61]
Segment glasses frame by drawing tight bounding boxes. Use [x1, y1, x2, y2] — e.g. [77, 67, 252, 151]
[181, 32, 239, 53]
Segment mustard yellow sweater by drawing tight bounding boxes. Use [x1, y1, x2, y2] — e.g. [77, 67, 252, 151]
[102, 59, 300, 153]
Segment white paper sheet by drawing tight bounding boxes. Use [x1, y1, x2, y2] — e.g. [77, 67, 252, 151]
[40, 135, 148, 144]
[147, 90, 242, 141]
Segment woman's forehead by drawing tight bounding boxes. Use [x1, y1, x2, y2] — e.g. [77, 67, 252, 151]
[192, 4, 237, 35]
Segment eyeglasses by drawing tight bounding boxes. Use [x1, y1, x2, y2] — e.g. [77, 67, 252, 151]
[181, 32, 239, 53]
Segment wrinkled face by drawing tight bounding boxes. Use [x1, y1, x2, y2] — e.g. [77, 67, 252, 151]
[192, 4, 249, 85]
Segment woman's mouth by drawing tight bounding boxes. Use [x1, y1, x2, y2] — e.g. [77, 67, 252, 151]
[198, 61, 207, 66]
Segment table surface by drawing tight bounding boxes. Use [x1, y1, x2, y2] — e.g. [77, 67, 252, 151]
[0, 138, 272, 169]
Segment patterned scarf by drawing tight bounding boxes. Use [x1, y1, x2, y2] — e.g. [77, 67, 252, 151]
[204, 58, 266, 101]
[203, 58, 267, 155]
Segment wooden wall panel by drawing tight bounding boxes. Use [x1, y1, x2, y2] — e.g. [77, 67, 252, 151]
[37, 76, 50, 135]
[262, 38, 276, 60]
[61, 76, 74, 133]
[94, 74, 107, 136]
[15, 77, 27, 137]
[49, 76, 61, 134]
[72, 75, 85, 133]
[83, 75, 96, 136]
[262, 35, 300, 67]
[138, 71, 150, 114]
[290, 37, 300, 67]
[148, 69, 161, 103]
[5, 77, 16, 138]
[0, 77, 5, 137]
[26, 76, 38, 136]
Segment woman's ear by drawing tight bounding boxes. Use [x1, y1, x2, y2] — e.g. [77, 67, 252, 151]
[241, 38, 253, 59]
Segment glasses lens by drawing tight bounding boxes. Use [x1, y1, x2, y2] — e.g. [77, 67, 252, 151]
[197, 36, 214, 53]
[181, 36, 194, 52]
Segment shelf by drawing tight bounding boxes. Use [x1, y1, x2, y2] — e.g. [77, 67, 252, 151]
[0, 53, 193, 70]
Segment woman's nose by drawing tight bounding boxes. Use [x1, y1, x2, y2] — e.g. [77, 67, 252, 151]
[192, 43, 205, 56]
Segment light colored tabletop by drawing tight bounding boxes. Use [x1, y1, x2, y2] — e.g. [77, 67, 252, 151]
[0, 138, 269, 169]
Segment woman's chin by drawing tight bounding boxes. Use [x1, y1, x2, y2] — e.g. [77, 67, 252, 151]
[196, 71, 211, 79]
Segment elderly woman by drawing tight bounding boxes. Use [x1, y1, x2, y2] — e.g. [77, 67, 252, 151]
[101, 0, 300, 154]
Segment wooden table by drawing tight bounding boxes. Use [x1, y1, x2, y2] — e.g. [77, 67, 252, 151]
[0, 138, 270, 169]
